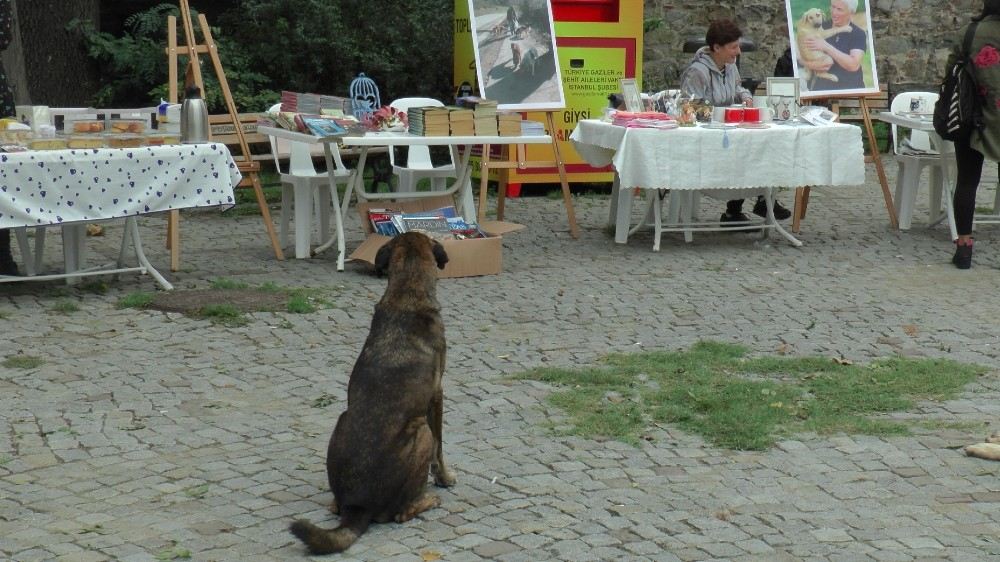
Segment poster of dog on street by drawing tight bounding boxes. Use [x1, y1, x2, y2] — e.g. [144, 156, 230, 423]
[467, 0, 565, 111]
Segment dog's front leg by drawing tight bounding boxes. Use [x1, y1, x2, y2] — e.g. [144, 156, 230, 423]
[429, 356, 455, 487]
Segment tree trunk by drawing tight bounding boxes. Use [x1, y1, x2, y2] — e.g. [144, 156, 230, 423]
[1, 0, 28, 106]
[14, 0, 99, 105]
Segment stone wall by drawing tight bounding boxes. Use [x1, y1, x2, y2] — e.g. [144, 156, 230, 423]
[642, 0, 983, 97]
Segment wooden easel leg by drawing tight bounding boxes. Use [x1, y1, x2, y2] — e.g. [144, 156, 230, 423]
[544, 111, 579, 238]
[860, 97, 898, 229]
[249, 172, 285, 260]
[496, 145, 509, 221]
[792, 187, 811, 234]
[478, 144, 492, 224]
[168, 210, 180, 271]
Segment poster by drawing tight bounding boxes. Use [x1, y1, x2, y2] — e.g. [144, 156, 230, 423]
[467, 0, 565, 111]
[785, 0, 879, 98]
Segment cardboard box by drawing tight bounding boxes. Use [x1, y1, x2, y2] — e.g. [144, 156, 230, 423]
[351, 195, 524, 278]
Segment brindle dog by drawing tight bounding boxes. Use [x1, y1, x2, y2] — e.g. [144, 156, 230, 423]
[290, 232, 454, 555]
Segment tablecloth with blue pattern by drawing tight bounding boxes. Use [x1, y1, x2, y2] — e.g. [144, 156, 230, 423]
[0, 142, 240, 229]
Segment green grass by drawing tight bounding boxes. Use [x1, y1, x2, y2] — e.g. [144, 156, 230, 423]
[197, 304, 247, 327]
[117, 292, 155, 309]
[2, 355, 44, 369]
[512, 341, 985, 450]
[286, 294, 316, 314]
[49, 300, 80, 314]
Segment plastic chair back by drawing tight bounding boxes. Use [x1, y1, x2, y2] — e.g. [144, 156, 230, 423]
[890, 92, 938, 154]
[388, 97, 453, 170]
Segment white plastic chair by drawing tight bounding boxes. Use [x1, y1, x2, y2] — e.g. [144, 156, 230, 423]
[388, 97, 458, 192]
[889, 92, 954, 230]
[266, 104, 353, 259]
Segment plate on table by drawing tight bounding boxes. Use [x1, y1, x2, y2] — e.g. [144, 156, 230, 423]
[903, 112, 934, 120]
[738, 122, 771, 129]
[700, 122, 737, 130]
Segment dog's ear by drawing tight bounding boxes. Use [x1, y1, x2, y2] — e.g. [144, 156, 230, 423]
[374, 241, 394, 276]
[432, 240, 449, 270]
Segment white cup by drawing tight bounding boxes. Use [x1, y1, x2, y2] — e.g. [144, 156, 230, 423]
[712, 106, 726, 123]
[759, 107, 774, 123]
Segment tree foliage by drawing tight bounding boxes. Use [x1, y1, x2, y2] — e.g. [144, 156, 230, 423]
[72, 0, 454, 112]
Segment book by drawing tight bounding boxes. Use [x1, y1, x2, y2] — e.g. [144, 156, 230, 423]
[297, 114, 348, 137]
[399, 214, 455, 240]
[368, 208, 400, 236]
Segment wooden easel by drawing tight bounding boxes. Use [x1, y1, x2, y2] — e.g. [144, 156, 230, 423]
[792, 94, 899, 232]
[164, 0, 284, 270]
[477, 111, 579, 238]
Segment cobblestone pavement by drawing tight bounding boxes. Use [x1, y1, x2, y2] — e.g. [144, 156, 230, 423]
[3, 158, 1000, 562]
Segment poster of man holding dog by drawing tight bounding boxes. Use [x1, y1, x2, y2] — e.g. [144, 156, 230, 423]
[468, 0, 566, 110]
[785, 0, 879, 97]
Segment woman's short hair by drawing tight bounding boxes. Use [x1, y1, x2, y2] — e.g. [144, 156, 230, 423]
[705, 19, 742, 50]
[836, 0, 859, 13]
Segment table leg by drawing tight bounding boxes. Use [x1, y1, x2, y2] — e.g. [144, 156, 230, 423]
[478, 144, 492, 224]
[324, 143, 346, 271]
[764, 189, 803, 247]
[455, 147, 477, 222]
[607, 172, 621, 229]
[615, 186, 633, 244]
[293, 179, 313, 259]
[126, 216, 173, 290]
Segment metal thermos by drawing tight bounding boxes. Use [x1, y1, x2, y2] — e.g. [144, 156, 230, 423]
[180, 86, 209, 144]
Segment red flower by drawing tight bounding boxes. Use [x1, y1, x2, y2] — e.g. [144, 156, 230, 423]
[974, 45, 1000, 68]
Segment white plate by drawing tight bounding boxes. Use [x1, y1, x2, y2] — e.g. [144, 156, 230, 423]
[700, 122, 737, 129]
[738, 122, 771, 129]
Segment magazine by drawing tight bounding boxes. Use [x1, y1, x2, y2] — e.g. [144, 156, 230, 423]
[297, 114, 348, 137]
[798, 106, 838, 127]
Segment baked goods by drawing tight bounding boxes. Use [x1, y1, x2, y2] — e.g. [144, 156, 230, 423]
[104, 134, 145, 148]
[71, 120, 105, 133]
[145, 133, 181, 146]
[29, 138, 68, 150]
[67, 135, 105, 149]
[109, 120, 146, 134]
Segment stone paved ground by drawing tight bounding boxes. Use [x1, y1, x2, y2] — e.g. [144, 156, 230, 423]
[3, 157, 1000, 562]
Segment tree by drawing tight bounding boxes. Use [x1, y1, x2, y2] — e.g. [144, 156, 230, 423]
[13, 0, 100, 104]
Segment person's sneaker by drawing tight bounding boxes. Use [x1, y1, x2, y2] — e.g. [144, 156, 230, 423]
[952, 241, 973, 269]
[753, 197, 792, 220]
[720, 212, 762, 232]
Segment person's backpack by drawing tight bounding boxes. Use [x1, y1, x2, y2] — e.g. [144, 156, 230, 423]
[933, 22, 985, 141]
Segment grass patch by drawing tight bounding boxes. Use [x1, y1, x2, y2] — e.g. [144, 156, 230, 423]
[117, 292, 155, 309]
[49, 299, 80, 314]
[2, 355, 44, 369]
[512, 341, 985, 450]
[197, 304, 247, 326]
[286, 294, 315, 314]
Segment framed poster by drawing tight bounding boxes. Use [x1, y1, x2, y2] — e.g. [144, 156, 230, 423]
[620, 78, 642, 112]
[467, 0, 565, 111]
[785, 0, 879, 98]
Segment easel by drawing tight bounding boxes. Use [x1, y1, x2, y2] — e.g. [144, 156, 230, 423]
[792, 94, 898, 232]
[164, 0, 284, 270]
[477, 111, 579, 238]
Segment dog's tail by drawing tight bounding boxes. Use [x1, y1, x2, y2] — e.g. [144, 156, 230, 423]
[289, 507, 371, 555]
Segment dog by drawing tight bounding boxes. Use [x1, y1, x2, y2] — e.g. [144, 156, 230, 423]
[795, 8, 851, 83]
[512, 24, 530, 40]
[490, 21, 507, 37]
[511, 43, 539, 76]
[290, 232, 454, 555]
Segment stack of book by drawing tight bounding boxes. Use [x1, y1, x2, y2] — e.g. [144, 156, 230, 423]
[407, 106, 451, 136]
[498, 112, 523, 136]
[280, 91, 351, 115]
[368, 206, 484, 240]
[457, 97, 499, 136]
[447, 107, 475, 136]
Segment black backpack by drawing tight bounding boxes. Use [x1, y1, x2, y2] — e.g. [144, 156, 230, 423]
[933, 22, 985, 141]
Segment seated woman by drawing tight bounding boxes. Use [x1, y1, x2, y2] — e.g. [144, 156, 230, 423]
[678, 19, 791, 224]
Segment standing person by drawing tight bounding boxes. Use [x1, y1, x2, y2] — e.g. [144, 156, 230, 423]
[506, 5, 517, 35]
[801, 0, 867, 91]
[679, 19, 791, 225]
[948, 0, 1000, 269]
[0, 0, 18, 276]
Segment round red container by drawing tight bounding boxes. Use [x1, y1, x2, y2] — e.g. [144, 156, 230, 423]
[724, 107, 744, 123]
[743, 107, 761, 122]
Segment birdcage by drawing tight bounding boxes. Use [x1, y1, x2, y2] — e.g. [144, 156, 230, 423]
[349, 73, 381, 120]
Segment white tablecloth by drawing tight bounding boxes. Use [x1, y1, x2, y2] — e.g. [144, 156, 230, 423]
[570, 119, 865, 193]
[0, 143, 239, 229]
